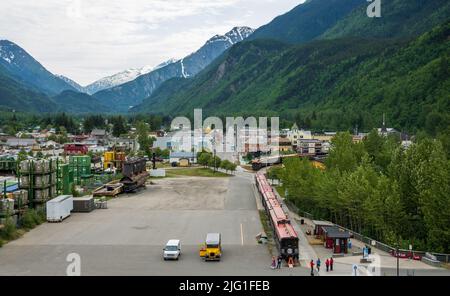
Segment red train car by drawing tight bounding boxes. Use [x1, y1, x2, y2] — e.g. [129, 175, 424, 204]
[255, 172, 299, 261]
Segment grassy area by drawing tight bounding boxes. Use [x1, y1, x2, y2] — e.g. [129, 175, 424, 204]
[0, 209, 46, 247]
[165, 168, 231, 178]
[258, 210, 275, 256]
[155, 162, 173, 169]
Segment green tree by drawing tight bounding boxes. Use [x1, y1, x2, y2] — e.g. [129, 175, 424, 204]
[136, 121, 151, 154]
[111, 116, 127, 137]
[198, 153, 212, 168]
[220, 160, 232, 173]
[326, 132, 365, 173]
[208, 156, 221, 169]
[17, 149, 28, 162]
[228, 162, 237, 174]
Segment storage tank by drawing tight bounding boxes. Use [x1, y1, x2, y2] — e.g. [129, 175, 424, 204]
[46, 195, 73, 222]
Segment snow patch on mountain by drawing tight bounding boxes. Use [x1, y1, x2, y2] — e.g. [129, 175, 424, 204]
[0, 42, 16, 64]
[84, 66, 153, 95]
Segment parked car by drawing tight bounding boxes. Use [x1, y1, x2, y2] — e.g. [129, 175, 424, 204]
[163, 240, 181, 261]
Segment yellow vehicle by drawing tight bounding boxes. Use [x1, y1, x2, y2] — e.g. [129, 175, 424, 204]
[199, 233, 222, 261]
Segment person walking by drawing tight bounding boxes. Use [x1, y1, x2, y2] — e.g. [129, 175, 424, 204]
[277, 256, 282, 269]
[316, 258, 321, 272]
[271, 256, 276, 270]
[325, 258, 330, 272]
[330, 257, 334, 271]
[310, 260, 315, 276]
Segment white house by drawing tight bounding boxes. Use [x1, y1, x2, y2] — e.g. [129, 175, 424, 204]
[287, 124, 312, 148]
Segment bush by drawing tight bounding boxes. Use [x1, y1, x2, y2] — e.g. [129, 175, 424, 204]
[0, 218, 18, 241]
[21, 211, 36, 229]
[21, 209, 45, 230]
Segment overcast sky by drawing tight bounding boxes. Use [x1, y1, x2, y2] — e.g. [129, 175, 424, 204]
[0, 0, 303, 85]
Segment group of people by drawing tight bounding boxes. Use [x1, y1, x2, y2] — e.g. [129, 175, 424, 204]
[270, 256, 283, 269]
[310, 257, 334, 276]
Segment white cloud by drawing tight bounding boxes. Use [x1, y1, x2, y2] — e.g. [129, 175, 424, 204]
[0, 0, 303, 85]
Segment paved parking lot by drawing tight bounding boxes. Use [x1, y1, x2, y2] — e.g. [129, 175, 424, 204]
[0, 175, 310, 276]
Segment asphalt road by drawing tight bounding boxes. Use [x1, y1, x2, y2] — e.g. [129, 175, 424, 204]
[0, 175, 310, 276]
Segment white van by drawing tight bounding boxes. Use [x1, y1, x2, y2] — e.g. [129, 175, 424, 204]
[163, 240, 181, 260]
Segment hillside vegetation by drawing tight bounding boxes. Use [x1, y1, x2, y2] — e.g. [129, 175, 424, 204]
[136, 21, 450, 134]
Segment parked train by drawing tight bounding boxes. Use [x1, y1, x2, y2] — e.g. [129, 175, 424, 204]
[255, 172, 299, 261]
[120, 158, 149, 193]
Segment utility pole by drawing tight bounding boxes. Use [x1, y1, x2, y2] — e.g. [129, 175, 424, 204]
[214, 148, 217, 174]
[211, 130, 216, 174]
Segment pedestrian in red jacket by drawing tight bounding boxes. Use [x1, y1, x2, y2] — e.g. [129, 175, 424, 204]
[310, 260, 315, 276]
[325, 258, 330, 272]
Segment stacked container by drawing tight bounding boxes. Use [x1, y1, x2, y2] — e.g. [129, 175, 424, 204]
[12, 190, 28, 210]
[57, 163, 73, 195]
[69, 156, 91, 185]
[0, 156, 16, 172]
[19, 159, 57, 210]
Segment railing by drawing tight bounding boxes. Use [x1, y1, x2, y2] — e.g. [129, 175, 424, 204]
[284, 198, 450, 263]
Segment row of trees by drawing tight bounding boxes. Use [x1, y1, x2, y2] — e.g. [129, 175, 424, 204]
[197, 152, 237, 174]
[277, 131, 450, 253]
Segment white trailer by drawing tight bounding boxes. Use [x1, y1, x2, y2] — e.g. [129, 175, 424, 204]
[46, 195, 73, 222]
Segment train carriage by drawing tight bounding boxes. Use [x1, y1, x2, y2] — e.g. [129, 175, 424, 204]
[255, 172, 299, 261]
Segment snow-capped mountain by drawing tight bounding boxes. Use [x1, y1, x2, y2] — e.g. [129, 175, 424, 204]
[0, 40, 76, 95]
[56, 75, 85, 93]
[93, 27, 254, 111]
[84, 66, 154, 95]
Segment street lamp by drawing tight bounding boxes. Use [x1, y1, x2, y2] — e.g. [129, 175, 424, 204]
[396, 240, 400, 276]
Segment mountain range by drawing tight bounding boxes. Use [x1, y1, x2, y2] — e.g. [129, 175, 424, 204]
[0, 40, 76, 95]
[92, 26, 254, 112]
[0, 27, 253, 113]
[0, 0, 449, 133]
[132, 0, 450, 133]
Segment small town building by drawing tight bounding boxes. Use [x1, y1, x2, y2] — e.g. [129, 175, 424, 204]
[277, 137, 293, 152]
[287, 124, 312, 149]
[313, 133, 335, 142]
[91, 129, 108, 145]
[153, 136, 173, 151]
[6, 138, 37, 148]
[322, 226, 352, 254]
[297, 139, 322, 155]
[64, 143, 88, 155]
[169, 152, 197, 165]
[108, 137, 137, 152]
[312, 220, 334, 236]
